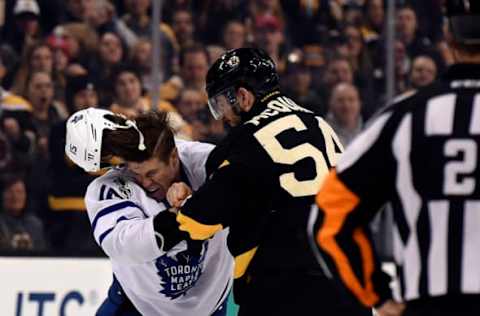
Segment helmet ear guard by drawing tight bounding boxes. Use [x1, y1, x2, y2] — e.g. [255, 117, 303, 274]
[65, 108, 146, 172]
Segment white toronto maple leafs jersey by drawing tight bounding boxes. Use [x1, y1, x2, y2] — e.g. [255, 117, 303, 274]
[85, 140, 234, 316]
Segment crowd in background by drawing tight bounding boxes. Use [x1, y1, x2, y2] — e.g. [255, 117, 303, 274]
[0, 0, 448, 255]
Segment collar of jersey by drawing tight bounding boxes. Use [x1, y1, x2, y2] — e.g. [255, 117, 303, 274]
[444, 63, 480, 80]
[240, 90, 283, 123]
[179, 161, 191, 187]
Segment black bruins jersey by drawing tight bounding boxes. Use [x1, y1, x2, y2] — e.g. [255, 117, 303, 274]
[177, 92, 344, 279]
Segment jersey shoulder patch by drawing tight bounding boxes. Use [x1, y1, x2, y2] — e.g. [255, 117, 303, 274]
[88, 170, 136, 201]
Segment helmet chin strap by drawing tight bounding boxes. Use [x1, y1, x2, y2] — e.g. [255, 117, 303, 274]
[125, 120, 146, 151]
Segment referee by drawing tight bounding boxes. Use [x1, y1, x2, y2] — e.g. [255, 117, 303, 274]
[311, 1, 480, 315]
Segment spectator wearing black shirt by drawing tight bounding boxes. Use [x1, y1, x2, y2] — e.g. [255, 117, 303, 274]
[0, 175, 47, 252]
[46, 74, 100, 255]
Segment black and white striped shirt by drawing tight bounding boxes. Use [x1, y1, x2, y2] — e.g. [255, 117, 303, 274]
[313, 63, 480, 307]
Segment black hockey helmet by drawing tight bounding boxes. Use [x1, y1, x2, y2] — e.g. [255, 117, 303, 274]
[446, 0, 480, 44]
[206, 48, 280, 119]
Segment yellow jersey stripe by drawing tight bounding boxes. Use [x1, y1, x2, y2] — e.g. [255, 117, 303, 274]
[177, 212, 223, 240]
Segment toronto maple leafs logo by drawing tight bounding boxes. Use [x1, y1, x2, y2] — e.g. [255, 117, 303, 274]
[155, 241, 209, 299]
[71, 114, 83, 124]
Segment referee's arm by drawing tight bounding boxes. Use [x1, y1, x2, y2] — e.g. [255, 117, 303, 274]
[315, 111, 397, 308]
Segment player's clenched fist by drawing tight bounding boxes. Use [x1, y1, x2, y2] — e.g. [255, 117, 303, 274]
[166, 182, 192, 208]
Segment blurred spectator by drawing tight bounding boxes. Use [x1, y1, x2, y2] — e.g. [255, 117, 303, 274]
[46, 34, 72, 100]
[64, 75, 98, 114]
[4, 0, 42, 54]
[163, 0, 196, 20]
[408, 55, 438, 90]
[253, 14, 286, 73]
[437, 20, 455, 67]
[326, 83, 363, 147]
[318, 56, 354, 104]
[109, 64, 163, 117]
[23, 70, 66, 211]
[130, 38, 153, 91]
[12, 43, 54, 97]
[172, 9, 195, 50]
[281, 0, 338, 47]
[90, 31, 127, 106]
[0, 132, 12, 174]
[343, 24, 375, 117]
[85, 0, 138, 50]
[222, 20, 247, 50]
[176, 88, 225, 144]
[175, 88, 205, 123]
[25, 71, 66, 145]
[407, 0, 444, 43]
[179, 44, 210, 92]
[371, 39, 412, 110]
[344, 24, 373, 82]
[0, 54, 36, 170]
[195, 0, 244, 44]
[0, 175, 47, 251]
[328, 32, 350, 59]
[175, 88, 213, 142]
[361, 0, 384, 44]
[98, 32, 125, 67]
[206, 45, 226, 66]
[52, 23, 99, 75]
[12, 42, 65, 100]
[396, 5, 433, 59]
[61, 0, 96, 23]
[109, 64, 192, 139]
[247, 0, 285, 28]
[121, 0, 178, 79]
[0, 44, 20, 89]
[283, 61, 324, 115]
[343, 2, 364, 26]
[46, 74, 100, 254]
[298, 45, 327, 90]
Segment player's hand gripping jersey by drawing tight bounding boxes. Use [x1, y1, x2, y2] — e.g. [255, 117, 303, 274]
[176, 93, 344, 279]
[85, 140, 233, 316]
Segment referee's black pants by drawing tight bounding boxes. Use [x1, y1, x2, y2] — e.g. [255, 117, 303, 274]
[404, 294, 480, 316]
[235, 270, 372, 316]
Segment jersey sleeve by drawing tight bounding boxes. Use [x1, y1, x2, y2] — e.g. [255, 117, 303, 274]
[176, 132, 276, 257]
[313, 111, 398, 307]
[85, 177, 188, 265]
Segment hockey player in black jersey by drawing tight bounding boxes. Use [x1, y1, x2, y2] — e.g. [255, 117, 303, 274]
[166, 48, 373, 315]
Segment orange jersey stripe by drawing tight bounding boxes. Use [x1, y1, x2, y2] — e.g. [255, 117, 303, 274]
[316, 171, 379, 306]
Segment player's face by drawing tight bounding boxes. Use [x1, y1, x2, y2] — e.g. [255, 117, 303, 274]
[216, 95, 241, 126]
[126, 153, 180, 201]
[2, 180, 26, 216]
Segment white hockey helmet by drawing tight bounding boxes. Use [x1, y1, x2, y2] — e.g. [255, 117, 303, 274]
[65, 107, 146, 172]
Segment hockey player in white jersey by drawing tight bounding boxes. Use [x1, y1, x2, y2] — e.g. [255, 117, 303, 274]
[65, 108, 233, 316]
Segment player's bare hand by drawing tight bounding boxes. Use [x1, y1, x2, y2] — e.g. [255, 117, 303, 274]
[37, 136, 49, 158]
[3, 118, 21, 141]
[375, 300, 405, 316]
[167, 182, 192, 208]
